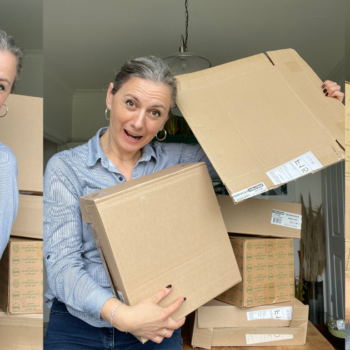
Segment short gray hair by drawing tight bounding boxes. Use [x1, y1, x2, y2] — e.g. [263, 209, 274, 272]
[112, 56, 177, 115]
[0, 29, 24, 92]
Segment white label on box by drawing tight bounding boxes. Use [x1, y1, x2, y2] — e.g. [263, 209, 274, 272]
[247, 306, 293, 321]
[117, 290, 126, 304]
[232, 182, 268, 202]
[336, 320, 345, 331]
[271, 210, 302, 229]
[266, 152, 323, 186]
[246, 334, 293, 345]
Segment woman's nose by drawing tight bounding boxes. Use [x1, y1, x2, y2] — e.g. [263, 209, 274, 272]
[130, 110, 145, 129]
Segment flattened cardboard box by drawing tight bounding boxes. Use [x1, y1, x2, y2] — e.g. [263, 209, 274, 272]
[11, 194, 43, 240]
[80, 163, 241, 339]
[0, 94, 43, 193]
[192, 299, 308, 349]
[0, 310, 42, 350]
[176, 49, 345, 203]
[216, 236, 295, 308]
[217, 194, 302, 239]
[0, 237, 43, 314]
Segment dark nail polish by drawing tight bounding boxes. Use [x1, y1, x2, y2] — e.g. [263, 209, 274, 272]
[322, 84, 325, 88]
[166, 285, 172, 289]
[325, 92, 329, 97]
[323, 89, 327, 93]
[184, 297, 187, 301]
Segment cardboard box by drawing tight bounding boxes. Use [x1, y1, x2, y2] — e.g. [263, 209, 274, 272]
[0, 237, 43, 314]
[345, 82, 350, 272]
[192, 299, 308, 348]
[0, 310, 43, 350]
[176, 49, 345, 203]
[217, 194, 302, 238]
[10, 194, 43, 240]
[216, 236, 295, 308]
[79, 163, 241, 321]
[0, 94, 43, 193]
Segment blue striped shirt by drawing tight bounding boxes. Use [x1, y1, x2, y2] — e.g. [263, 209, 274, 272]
[0, 141, 18, 259]
[44, 127, 217, 327]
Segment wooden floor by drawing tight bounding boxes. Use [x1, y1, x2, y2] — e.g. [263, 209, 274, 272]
[182, 322, 334, 350]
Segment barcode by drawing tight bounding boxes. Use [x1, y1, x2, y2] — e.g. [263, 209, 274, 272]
[273, 218, 282, 224]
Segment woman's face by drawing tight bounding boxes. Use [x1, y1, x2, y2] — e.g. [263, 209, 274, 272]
[106, 77, 171, 154]
[0, 50, 17, 109]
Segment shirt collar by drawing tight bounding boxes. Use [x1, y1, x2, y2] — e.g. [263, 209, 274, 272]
[87, 127, 157, 168]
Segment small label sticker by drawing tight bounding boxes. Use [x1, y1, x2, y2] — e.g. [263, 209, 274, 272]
[117, 290, 126, 304]
[247, 306, 293, 321]
[267, 152, 322, 186]
[246, 334, 293, 345]
[232, 182, 268, 202]
[336, 320, 345, 331]
[271, 210, 302, 229]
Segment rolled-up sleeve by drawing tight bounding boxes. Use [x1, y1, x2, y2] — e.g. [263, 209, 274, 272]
[44, 156, 114, 320]
[0, 146, 18, 259]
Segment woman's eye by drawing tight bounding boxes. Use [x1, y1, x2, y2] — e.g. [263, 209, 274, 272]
[151, 110, 160, 117]
[0, 85, 5, 92]
[126, 100, 135, 108]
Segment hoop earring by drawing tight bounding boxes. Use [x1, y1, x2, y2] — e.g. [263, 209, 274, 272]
[105, 108, 110, 121]
[156, 129, 167, 141]
[0, 104, 8, 118]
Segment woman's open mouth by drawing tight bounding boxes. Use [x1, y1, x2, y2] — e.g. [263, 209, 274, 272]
[124, 129, 143, 141]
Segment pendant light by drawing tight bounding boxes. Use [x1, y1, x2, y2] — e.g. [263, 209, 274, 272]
[163, 0, 211, 116]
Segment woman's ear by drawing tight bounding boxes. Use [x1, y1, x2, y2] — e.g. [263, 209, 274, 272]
[106, 82, 114, 110]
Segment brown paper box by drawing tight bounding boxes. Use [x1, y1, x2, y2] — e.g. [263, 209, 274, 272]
[216, 236, 295, 308]
[10, 194, 43, 240]
[0, 237, 43, 314]
[217, 195, 302, 239]
[0, 94, 43, 193]
[176, 49, 344, 203]
[0, 310, 43, 350]
[80, 163, 241, 342]
[192, 299, 308, 349]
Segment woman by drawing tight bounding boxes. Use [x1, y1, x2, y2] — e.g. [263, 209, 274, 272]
[44, 56, 343, 349]
[0, 29, 23, 258]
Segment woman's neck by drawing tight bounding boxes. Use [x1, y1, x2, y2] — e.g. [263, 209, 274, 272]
[99, 128, 141, 173]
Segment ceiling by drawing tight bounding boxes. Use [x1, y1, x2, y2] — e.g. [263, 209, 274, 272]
[43, 0, 345, 91]
[0, 0, 43, 50]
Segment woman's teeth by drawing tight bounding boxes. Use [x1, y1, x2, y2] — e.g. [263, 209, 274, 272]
[125, 130, 142, 140]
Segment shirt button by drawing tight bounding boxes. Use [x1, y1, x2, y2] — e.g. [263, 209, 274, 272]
[119, 177, 123, 181]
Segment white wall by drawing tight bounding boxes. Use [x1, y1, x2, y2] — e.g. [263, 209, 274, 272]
[44, 62, 74, 143]
[71, 90, 108, 142]
[14, 50, 43, 98]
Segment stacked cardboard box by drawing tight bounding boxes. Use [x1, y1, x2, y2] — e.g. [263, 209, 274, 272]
[173, 48, 344, 347]
[0, 94, 43, 349]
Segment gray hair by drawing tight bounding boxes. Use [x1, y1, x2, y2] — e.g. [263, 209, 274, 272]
[112, 56, 177, 115]
[0, 29, 24, 92]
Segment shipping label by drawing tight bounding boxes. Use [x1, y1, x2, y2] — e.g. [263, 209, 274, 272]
[271, 210, 302, 229]
[266, 152, 322, 185]
[246, 334, 293, 345]
[247, 306, 293, 321]
[231, 183, 268, 202]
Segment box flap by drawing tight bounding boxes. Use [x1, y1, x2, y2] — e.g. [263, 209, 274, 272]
[176, 49, 345, 203]
[217, 195, 301, 238]
[192, 311, 213, 350]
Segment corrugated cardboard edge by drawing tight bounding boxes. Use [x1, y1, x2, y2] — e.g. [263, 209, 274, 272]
[192, 311, 213, 349]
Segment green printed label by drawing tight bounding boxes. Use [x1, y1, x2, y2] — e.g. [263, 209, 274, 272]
[269, 294, 275, 302]
[247, 275, 252, 283]
[268, 283, 274, 291]
[268, 253, 273, 259]
[246, 286, 252, 294]
[289, 261, 294, 268]
[12, 291, 20, 300]
[276, 252, 287, 259]
[288, 252, 294, 259]
[12, 256, 20, 265]
[12, 245, 19, 253]
[267, 242, 274, 250]
[12, 268, 20, 276]
[268, 263, 274, 270]
[247, 253, 252, 261]
[247, 264, 252, 272]
[253, 274, 268, 282]
[247, 242, 252, 250]
[268, 273, 274, 280]
[275, 262, 287, 269]
[12, 303, 20, 312]
[289, 272, 294, 278]
[13, 280, 20, 288]
[253, 242, 266, 250]
[246, 297, 253, 305]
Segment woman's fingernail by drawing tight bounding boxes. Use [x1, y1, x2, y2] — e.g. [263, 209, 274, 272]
[325, 92, 329, 97]
[323, 89, 327, 93]
[184, 297, 187, 301]
[322, 84, 326, 88]
[166, 285, 172, 289]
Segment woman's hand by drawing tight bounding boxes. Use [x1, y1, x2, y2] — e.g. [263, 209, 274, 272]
[322, 80, 344, 102]
[101, 285, 186, 343]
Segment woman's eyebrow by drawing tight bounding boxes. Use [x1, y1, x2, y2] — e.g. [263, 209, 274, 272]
[125, 94, 166, 110]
